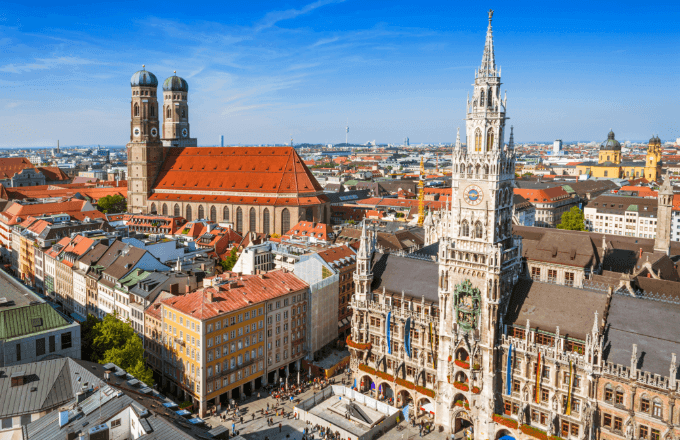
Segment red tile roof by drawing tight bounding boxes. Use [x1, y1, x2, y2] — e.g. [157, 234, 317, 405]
[162, 270, 308, 320]
[0, 157, 33, 179]
[36, 166, 69, 182]
[513, 187, 571, 203]
[285, 221, 332, 240]
[0, 200, 94, 226]
[148, 193, 327, 207]
[152, 147, 323, 196]
[316, 245, 356, 266]
[355, 197, 446, 210]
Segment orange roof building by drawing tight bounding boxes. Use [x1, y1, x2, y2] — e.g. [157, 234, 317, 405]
[131, 147, 328, 236]
[0, 157, 69, 186]
[122, 70, 328, 237]
[284, 221, 333, 242]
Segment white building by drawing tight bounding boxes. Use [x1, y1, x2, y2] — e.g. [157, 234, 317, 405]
[584, 195, 659, 238]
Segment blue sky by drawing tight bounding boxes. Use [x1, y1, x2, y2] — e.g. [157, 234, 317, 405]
[0, 0, 678, 147]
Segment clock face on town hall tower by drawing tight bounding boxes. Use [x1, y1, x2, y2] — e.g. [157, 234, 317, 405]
[463, 185, 484, 206]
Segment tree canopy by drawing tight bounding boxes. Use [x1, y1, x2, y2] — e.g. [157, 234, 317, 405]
[220, 247, 239, 272]
[84, 314, 155, 386]
[97, 194, 127, 214]
[557, 206, 586, 231]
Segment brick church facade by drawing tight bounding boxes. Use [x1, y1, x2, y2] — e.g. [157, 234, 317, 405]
[125, 68, 329, 235]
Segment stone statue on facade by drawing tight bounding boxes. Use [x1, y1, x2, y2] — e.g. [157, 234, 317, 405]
[625, 421, 634, 440]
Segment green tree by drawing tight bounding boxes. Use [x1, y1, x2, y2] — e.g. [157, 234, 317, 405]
[557, 206, 587, 231]
[97, 194, 127, 213]
[80, 314, 101, 362]
[220, 247, 239, 272]
[92, 314, 155, 386]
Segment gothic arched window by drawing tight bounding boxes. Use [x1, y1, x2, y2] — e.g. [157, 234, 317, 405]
[166, 106, 171, 119]
[223, 206, 230, 222]
[236, 207, 243, 232]
[281, 208, 290, 234]
[249, 207, 257, 232]
[263, 208, 270, 234]
[150, 203, 157, 214]
[475, 129, 482, 152]
[486, 128, 494, 152]
[210, 206, 217, 222]
[461, 220, 469, 237]
[174, 203, 180, 217]
[150, 105, 155, 117]
[475, 221, 483, 239]
[198, 205, 204, 220]
[181, 109, 186, 119]
[134, 104, 139, 117]
[479, 90, 485, 107]
[487, 88, 493, 107]
[162, 203, 168, 215]
[185, 205, 192, 222]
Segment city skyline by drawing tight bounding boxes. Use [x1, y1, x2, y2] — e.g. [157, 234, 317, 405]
[0, 0, 678, 147]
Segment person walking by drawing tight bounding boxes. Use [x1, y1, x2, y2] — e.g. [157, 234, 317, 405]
[240, 415, 243, 424]
[279, 422, 282, 433]
[252, 413, 255, 421]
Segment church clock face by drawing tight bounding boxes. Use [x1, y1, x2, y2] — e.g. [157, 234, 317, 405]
[463, 185, 483, 206]
[133, 127, 140, 137]
[150, 127, 158, 137]
[182, 128, 188, 138]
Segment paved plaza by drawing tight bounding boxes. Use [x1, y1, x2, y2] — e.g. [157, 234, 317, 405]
[200, 383, 452, 440]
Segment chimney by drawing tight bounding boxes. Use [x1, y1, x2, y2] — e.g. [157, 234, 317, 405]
[207, 291, 214, 303]
[10, 372, 25, 387]
[186, 285, 191, 294]
[169, 283, 179, 295]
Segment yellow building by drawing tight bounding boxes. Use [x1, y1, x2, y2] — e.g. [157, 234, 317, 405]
[577, 131, 662, 180]
[160, 269, 308, 416]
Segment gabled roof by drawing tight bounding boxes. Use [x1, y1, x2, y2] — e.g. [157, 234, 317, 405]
[162, 270, 308, 320]
[152, 147, 323, 195]
[0, 157, 33, 179]
[0, 200, 93, 226]
[286, 221, 332, 240]
[505, 279, 608, 340]
[513, 186, 571, 203]
[370, 252, 439, 303]
[0, 358, 104, 418]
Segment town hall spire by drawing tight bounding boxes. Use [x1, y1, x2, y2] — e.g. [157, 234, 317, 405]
[479, 9, 497, 78]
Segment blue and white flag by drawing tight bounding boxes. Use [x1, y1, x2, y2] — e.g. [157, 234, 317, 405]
[404, 317, 412, 358]
[506, 344, 513, 396]
[386, 312, 392, 354]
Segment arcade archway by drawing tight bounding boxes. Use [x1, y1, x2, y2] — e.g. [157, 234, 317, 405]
[397, 389, 413, 408]
[451, 407, 473, 435]
[359, 375, 373, 393]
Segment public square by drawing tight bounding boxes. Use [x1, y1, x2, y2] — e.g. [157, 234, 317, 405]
[200, 379, 452, 440]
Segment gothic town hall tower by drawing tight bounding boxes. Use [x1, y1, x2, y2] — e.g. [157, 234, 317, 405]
[434, 9, 522, 436]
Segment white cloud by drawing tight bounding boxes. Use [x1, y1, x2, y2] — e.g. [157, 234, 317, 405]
[255, 0, 346, 31]
[309, 36, 340, 48]
[0, 56, 102, 73]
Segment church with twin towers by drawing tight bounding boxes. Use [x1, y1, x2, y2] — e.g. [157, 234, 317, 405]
[126, 70, 330, 235]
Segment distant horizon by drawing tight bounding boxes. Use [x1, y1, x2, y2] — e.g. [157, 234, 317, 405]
[0, 1, 677, 147]
[2, 137, 678, 151]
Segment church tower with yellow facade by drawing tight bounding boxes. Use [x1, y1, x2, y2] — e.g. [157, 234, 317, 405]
[577, 130, 663, 180]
